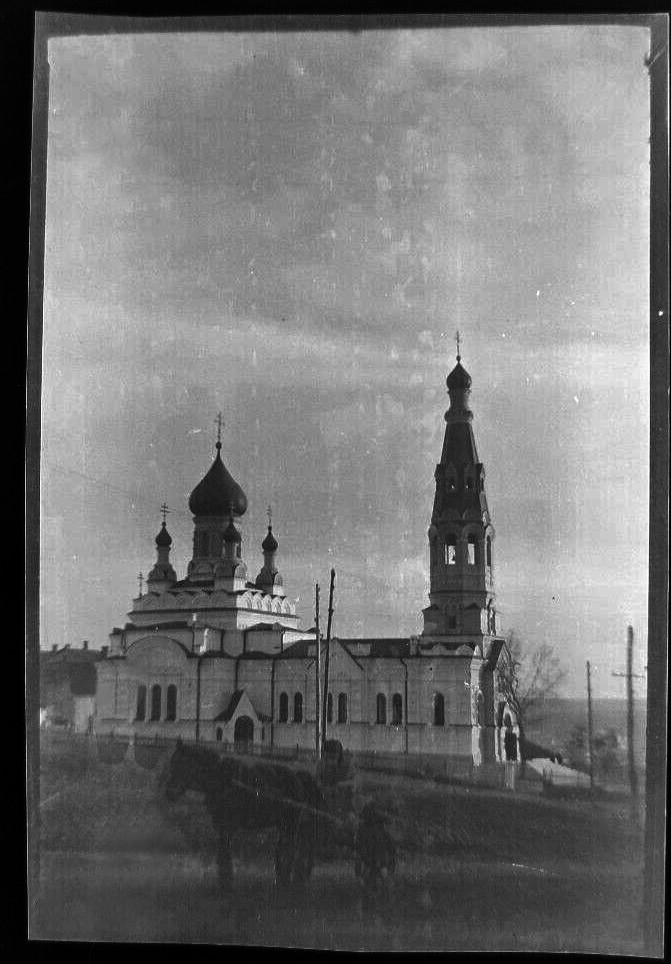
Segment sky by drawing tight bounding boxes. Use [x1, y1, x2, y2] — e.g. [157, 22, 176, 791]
[40, 23, 651, 698]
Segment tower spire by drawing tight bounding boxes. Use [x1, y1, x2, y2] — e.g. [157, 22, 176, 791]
[455, 329, 461, 362]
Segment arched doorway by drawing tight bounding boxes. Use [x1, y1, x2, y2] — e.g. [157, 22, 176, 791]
[234, 715, 254, 750]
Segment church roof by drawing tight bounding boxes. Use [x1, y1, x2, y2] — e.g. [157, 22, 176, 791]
[214, 689, 245, 721]
[262, 525, 279, 552]
[446, 359, 472, 391]
[439, 420, 480, 467]
[188, 446, 248, 517]
[155, 521, 172, 547]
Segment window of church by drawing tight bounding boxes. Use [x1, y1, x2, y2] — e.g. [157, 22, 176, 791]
[467, 534, 479, 566]
[447, 477, 456, 491]
[447, 611, 457, 630]
[376, 693, 387, 724]
[166, 684, 177, 722]
[486, 536, 492, 567]
[433, 692, 445, 726]
[293, 692, 303, 724]
[278, 692, 289, 722]
[392, 693, 403, 725]
[445, 537, 457, 565]
[216, 727, 223, 741]
[150, 685, 162, 722]
[135, 685, 147, 722]
[327, 692, 333, 724]
[337, 693, 348, 724]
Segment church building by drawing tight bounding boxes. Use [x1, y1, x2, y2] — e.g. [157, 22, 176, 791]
[95, 353, 512, 764]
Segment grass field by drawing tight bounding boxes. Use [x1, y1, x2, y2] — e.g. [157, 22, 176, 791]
[31, 735, 645, 952]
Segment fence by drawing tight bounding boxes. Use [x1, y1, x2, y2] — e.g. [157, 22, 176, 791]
[42, 730, 513, 789]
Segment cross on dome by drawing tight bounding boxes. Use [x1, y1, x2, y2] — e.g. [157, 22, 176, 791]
[160, 502, 170, 523]
[455, 329, 461, 362]
[215, 412, 224, 450]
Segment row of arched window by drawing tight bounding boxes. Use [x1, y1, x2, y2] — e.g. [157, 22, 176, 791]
[277, 691, 349, 724]
[135, 684, 177, 722]
[276, 691, 449, 726]
[443, 534, 492, 568]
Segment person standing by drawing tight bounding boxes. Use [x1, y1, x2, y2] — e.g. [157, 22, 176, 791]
[504, 726, 519, 790]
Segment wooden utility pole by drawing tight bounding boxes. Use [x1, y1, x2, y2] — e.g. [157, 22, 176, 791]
[321, 568, 336, 753]
[612, 626, 644, 820]
[314, 583, 321, 758]
[586, 660, 595, 792]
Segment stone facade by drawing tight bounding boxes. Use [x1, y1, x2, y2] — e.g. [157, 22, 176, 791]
[95, 358, 515, 763]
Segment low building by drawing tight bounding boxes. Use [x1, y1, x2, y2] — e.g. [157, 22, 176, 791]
[40, 641, 106, 732]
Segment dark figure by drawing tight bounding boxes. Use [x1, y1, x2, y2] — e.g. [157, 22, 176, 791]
[165, 740, 326, 890]
[355, 802, 396, 892]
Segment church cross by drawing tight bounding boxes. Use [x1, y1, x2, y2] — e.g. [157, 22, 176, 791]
[215, 412, 224, 445]
[455, 330, 461, 361]
[138, 572, 144, 597]
[160, 502, 170, 524]
[267, 504, 272, 526]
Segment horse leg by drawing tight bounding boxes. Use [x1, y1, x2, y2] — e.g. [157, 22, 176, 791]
[216, 828, 233, 890]
[291, 813, 315, 886]
[275, 819, 296, 888]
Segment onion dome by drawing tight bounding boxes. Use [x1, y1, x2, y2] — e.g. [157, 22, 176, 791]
[155, 521, 172, 547]
[223, 516, 242, 544]
[446, 359, 472, 391]
[262, 525, 278, 553]
[188, 444, 248, 517]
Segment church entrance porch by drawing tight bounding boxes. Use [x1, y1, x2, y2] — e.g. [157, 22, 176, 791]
[234, 715, 254, 750]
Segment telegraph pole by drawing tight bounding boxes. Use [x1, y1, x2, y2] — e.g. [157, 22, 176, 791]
[314, 583, 321, 759]
[586, 661, 595, 793]
[321, 568, 336, 753]
[612, 626, 644, 820]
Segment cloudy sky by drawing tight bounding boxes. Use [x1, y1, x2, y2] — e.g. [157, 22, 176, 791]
[40, 23, 650, 697]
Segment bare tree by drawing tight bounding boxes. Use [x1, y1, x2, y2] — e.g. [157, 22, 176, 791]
[496, 632, 566, 768]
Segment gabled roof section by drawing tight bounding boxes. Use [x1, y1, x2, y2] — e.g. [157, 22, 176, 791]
[215, 689, 245, 722]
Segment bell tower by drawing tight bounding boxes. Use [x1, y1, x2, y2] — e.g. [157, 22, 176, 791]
[422, 341, 497, 642]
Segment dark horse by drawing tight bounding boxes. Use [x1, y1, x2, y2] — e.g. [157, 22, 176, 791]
[165, 740, 327, 888]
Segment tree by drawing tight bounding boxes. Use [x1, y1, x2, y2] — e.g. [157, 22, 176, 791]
[496, 632, 566, 768]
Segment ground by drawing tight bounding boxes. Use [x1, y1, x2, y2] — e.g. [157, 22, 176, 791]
[31, 735, 645, 952]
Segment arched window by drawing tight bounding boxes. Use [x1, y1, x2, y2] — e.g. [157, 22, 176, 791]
[392, 693, 403, 725]
[165, 684, 177, 722]
[376, 693, 387, 724]
[467, 533, 479, 566]
[150, 684, 162, 722]
[486, 536, 492, 568]
[135, 685, 147, 722]
[293, 692, 303, 724]
[327, 692, 333, 724]
[444, 535, 457, 566]
[337, 693, 348, 724]
[433, 692, 445, 726]
[278, 692, 289, 723]
[216, 727, 223, 742]
[447, 609, 457, 630]
[447, 476, 456, 492]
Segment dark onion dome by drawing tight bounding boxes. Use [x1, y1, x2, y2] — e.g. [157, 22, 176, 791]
[223, 516, 242, 544]
[446, 359, 472, 391]
[262, 525, 278, 553]
[155, 521, 172, 547]
[188, 446, 248, 517]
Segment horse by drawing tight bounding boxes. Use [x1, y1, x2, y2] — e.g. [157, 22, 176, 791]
[164, 740, 327, 889]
